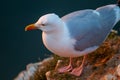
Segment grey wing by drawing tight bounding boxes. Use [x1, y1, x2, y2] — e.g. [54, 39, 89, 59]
[61, 5, 117, 51]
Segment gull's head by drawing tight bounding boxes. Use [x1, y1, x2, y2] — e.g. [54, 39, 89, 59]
[25, 13, 62, 32]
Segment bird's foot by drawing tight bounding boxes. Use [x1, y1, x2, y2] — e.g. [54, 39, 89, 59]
[70, 55, 87, 76]
[58, 65, 73, 73]
[70, 65, 83, 76]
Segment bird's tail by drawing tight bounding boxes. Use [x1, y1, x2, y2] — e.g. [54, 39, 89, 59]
[117, 0, 120, 7]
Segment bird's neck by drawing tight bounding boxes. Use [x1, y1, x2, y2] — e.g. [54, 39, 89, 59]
[42, 22, 68, 41]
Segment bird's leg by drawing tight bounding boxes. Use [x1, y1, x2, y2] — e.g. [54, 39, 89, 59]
[70, 55, 87, 76]
[58, 57, 73, 73]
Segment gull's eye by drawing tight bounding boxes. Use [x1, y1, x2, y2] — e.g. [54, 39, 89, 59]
[41, 24, 45, 26]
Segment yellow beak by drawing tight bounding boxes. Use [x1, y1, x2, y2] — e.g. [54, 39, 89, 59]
[25, 24, 37, 31]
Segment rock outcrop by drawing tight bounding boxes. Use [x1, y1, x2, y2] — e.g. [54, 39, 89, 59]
[15, 31, 120, 80]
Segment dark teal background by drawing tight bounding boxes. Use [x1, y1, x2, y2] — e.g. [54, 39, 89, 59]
[1, 0, 119, 80]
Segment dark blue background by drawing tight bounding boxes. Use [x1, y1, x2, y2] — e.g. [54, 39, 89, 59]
[1, 0, 119, 80]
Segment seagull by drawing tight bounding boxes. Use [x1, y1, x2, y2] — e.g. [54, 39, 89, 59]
[25, 0, 120, 76]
